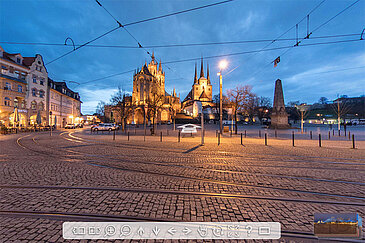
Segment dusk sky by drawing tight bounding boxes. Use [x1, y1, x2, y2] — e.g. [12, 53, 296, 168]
[1, 0, 364, 114]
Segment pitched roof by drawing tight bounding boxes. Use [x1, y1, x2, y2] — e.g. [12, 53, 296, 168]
[22, 57, 36, 67]
[199, 89, 209, 99]
[183, 90, 193, 102]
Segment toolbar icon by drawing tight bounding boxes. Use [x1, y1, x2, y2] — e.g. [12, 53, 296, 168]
[72, 227, 86, 235]
[197, 225, 208, 237]
[259, 226, 271, 235]
[120, 225, 132, 236]
[212, 226, 224, 237]
[88, 227, 101, 235]
[152, 226, 160, 236]
[104, 225, 116, 237]
[167, 227, 177, 235]
[182, 227, 192, 235]
[137, 227, 144, 237]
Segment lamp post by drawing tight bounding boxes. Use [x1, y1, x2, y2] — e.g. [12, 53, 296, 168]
[218, 60, 227, 134]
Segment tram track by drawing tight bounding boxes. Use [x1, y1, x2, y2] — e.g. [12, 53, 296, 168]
[13, 133, 365, 201]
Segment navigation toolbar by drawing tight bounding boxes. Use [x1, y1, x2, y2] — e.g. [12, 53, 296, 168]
[63, 222, 281, 239]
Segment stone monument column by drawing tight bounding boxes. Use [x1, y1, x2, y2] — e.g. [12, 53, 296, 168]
[270, 79, 290, 129]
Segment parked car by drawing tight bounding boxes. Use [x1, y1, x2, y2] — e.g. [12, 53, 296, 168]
[65, 124, 75, 129]
[92, 123, 116, 132]
[177, 124, 201, 136]
[75, 123, 84, 128]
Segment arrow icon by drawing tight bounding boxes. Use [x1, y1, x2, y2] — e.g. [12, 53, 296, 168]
[137, 227, 144, 236]
[152, 226, 160, 236]
[182, 227, 192, 235]
[72, 227, 77, 235]
[167, 227, 177, 235]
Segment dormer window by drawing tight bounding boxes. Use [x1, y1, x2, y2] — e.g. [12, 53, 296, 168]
[16, 58, 21, 64]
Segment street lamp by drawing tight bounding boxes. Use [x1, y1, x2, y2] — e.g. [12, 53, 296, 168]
[217, 60, 228, 134]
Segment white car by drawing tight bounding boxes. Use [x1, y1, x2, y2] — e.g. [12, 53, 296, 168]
[177, 124, 201, 136]
[92, 123, 116, 132]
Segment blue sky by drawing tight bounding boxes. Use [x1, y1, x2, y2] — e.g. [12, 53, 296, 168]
[1, 0, 364, 114]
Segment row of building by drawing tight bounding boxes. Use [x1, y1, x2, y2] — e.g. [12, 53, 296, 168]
[0, 46, 82, 128]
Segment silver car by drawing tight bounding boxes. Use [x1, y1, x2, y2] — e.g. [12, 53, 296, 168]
[92, 123, 116, 132]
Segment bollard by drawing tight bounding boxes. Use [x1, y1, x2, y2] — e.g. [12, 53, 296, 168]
[348, 131, 351, 141]
[178, 131, 181, 143]
[310, 131, 312, 140]
[259, 130, 261, 138]
[230, 128, 232, 137]
[275, 130, 277, 138]
[319, 134, 322, 147]
[241, 133, 243, 145]
[160, 132, 162, 142]
[292, 131, 295, 147]
[338, 130, 340, 137]
[265, 133, 267, 146]
[352, 134, 355, 149]
[216, 130, 218, 137]
[128, 132, 130, 141]
[344, 127, 347, 136]
[218, 133, 220, 146]
[113, 129, 115, 141]
[244, 130, 247, 138]
[332, 129, 334, 136]
[328, 131, 330, 140]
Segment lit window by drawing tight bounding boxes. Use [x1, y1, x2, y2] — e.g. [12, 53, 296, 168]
[31, 101, 37, 110]
[18, 85, 22, 93]
[14, 98, 19, 108]
[4, 97, 10, 106]
[39, 90, 45, 98]
[5, 82, 11, 90]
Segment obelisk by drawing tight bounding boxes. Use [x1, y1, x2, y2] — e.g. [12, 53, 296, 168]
[270, 79, 290, 129]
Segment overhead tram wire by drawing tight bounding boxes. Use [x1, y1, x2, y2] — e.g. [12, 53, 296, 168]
[65, 38, 363, 86]
[247, 0, 362, 81]
[224, 0, 327, 77]
[0, 33, 360, 48]
[43, 0, 235, 66]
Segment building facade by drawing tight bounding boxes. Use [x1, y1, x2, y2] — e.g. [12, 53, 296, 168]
[129, 54, 180, 124]
[48, 79, 82, 128]
[182, 58, 214, 117]
[23, 54, 49, 126]
[0, 46, 28, 127]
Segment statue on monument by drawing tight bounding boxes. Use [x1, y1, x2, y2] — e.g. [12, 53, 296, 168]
[270, 79, 290, 129]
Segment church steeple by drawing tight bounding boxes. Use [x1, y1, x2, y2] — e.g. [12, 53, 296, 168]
[207, 63, 210, 83]
[200, 57, 204, 78]
[194, 63, 198, 83]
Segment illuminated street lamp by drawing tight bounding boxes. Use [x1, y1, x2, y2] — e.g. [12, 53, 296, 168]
[217, 60, 228, 134]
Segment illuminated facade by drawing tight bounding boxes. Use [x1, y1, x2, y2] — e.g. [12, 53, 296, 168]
[182, 58, 214, 117]
[48, 79, 81, 128]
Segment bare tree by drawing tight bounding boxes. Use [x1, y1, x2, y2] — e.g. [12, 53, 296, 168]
[226, 85, 253, 134]
[95, 101, 106, 122]
[332, 99, 352, 131]
[110, 87, 133, 132]
[318, 97, 328, 104]
[145, 86, 164, 134]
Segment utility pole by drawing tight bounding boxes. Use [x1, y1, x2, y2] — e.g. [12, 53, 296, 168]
[337, 99, 341, 132]
[219, 73, 223, 134]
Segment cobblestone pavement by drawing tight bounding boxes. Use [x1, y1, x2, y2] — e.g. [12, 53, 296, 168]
[0, 128, 364, 242]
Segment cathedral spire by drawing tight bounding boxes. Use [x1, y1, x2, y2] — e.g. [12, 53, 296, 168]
[194, 62, 198, 83]
[152, 51, 155, 60]
[207, 63, 210, 83]
[200, 57, 204, 78]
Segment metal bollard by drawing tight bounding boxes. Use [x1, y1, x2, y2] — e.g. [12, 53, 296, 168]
[332, 129, 334, 136]
[128, 132, 130, 141]
[265, 133, 267, 146]
[319, 134, 322, 147]
[230, 128, 232, 137]
[328, 131, 330, 140]
[338, 130, 340, 137]
[216, 130, 218, 137]
[160, 132, 162, 142]
[113, 129, 115, 141]
[241, 133, 243, 145]
[178, 131, 180, 143]
[310, 131, 312, 140]
[348, 131, 351, 141]
[244, 130, 247, 138]
[218, 133, 220, 146]
[292, 131, 295, 147]
[352, 134, 355, 149]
